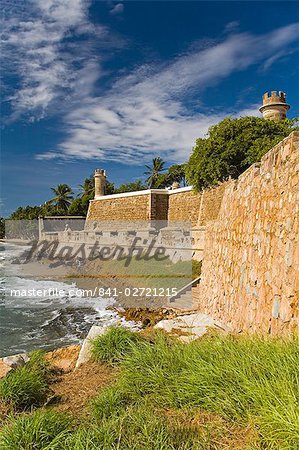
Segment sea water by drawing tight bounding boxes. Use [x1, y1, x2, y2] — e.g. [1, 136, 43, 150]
[0, 243, 135, 357]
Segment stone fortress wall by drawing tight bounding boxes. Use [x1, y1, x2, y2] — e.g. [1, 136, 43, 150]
[87, 191, 151, 221]
[87, 184, 226, 227]
[193, 132, 299, 335]
[86, 185, 226, 261]
[86, 131, 298, 335]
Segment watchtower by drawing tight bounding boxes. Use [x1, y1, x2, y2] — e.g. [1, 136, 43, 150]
[94, 169, 106, 197]
[259, 91, 290, 121]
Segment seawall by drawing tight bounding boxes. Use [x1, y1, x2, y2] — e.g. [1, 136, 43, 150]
[193, 132, 299, 334]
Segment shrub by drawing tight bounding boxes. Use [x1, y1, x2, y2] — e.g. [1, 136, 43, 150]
[0, 410, 72, 450]
[91, 326, 142, 365]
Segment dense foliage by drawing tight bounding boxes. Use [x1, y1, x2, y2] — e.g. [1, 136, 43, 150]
[116, 180, 147, 193]
[49, 184, 74, 212]
[187, 117, 297, 190]
[155, 164, 187, 188]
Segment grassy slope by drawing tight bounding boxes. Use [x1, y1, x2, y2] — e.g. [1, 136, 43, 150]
[0, 328, 298, 449]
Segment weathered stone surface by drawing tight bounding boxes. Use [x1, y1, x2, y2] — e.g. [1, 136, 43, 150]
[154, 312, 230, 341]
[194, 132, 299, 335]
[197, 183, 228, 226]
[2, 353, 29, 369]
[46, 345, 80, 372]
[87, 194, 150, 221]
[0, 360, 11, 379]
[0, 353, 30, 380]
[168, 190, 202, 226]
[87, 186, 226, 228]
[75, 325, 106, 369]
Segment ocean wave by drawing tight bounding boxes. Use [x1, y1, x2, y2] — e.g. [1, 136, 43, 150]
[0, 243, 138, 357]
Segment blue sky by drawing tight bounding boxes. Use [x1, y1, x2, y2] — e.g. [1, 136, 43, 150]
[1, 0, 299, 216]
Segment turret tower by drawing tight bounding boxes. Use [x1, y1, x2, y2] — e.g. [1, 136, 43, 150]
[94, 169, 106, 197]
[259, 91, 290, 121]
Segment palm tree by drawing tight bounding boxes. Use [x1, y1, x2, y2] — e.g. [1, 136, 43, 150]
[49, 184, 74, 212]
[78, 177, 94, 197]
[144, 157, 166, 188]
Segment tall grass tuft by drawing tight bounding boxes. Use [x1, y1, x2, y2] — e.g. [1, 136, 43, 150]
[90, 326, 142, 365]
[92, 384, 131, 420]
[0, 409, 72, 450]
[26, 350, 51, 377]
[0, 350, 50, 410]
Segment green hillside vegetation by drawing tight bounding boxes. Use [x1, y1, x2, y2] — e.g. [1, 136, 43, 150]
[186, 117, 297, 190]
[0, 328, 298, 449]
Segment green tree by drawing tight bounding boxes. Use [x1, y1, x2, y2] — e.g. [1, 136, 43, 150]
[78, 177, 94, 197]
[68, 194, 92, 216]
[156, 164, 187, 188]
[144, 157, 166, 188]
[116, 180, 146, 193]
[10, 206, 42, 220]
[48, 184, 73, 212]
[40, 203, 66, 217]
[68, 198, 85, 216]
[105, 180, 115, 195]
[187, 117, 298, 191]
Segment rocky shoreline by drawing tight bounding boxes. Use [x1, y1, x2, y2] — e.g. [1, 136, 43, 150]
[0, 309, 229, 381]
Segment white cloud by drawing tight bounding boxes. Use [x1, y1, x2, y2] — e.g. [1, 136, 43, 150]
[1, 0, 112, 121]
[224, 21, 240, 33]
[37, 23, 299, 164]
[110, 3, 124, 15]
[2, 4, 298, 165]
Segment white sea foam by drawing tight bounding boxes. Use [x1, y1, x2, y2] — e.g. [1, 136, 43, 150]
[0, 243, 138, 357]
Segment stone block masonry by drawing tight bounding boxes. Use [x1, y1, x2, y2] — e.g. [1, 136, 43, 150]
[87, 186, 227, 226]
[86, 180, 227, 264]
[197, 183, 228, 226]
[168, 189, 201, 227]
[87, 191, 151, 221]
[194, 132, 299, 335]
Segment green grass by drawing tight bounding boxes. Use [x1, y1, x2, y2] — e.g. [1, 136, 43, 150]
[92, 384, 130, 420]
[0, 404, 235, 450]
[26, 350, 51, 377]
[91, 332, 299, 449]
[0, 350, 50, 410]
[90, 326, 143, 365]
[0, 410, 255, 450]
[1, 330, 298, 449]
[0, 409, 72, 450]
[64, 403, 211, 450]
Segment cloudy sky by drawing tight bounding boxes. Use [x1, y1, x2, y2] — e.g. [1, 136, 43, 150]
[1, 0, 299, 215]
